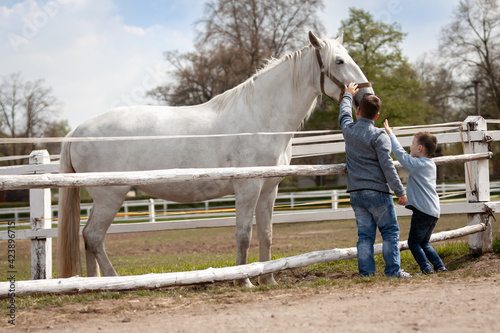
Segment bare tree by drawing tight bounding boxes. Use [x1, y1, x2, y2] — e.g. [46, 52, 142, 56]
[0, 72, 61, 164]
[40, 119, 71, 155]
[198, 0, 324, 73]
[149, 0, 325, 106]
[439, 0, 500, 117]
[414, 53, 462, 123]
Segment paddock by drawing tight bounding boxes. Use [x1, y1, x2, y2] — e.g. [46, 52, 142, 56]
[0, 116, 498, 296]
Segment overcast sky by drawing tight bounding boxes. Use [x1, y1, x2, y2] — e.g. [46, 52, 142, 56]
[0, 0, 458, 129]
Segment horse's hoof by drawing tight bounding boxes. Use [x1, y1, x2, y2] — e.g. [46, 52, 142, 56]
[258, 274, 278, 285]
[234, 278, 254, 288]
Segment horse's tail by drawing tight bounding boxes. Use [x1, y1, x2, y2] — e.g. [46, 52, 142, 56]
[57, 135, 82, 278]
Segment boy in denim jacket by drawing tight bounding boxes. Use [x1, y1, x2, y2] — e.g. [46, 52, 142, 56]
[384, 119, 447, 274]
[339, 83, 410, 278]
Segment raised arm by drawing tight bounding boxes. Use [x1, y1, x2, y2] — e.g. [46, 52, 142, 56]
[385, 119, 422, 173]
[339, 83, 359, 129]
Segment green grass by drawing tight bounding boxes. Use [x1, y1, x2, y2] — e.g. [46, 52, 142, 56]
[493, 237, 500, 254]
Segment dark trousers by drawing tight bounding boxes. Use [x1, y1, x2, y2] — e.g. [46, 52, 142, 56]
[407, 207, 445, 273]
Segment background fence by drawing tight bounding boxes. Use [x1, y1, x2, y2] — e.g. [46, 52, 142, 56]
[3, 182, 499, 226]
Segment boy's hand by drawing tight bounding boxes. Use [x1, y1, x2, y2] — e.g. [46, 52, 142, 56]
[397, 194, 407, 206]
[344, 82, 359, 96]
[383, 119, 393, 135]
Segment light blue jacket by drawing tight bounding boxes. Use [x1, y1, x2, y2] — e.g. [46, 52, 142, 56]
[339, 94, 405, 197]
[389, 133, 440, 218]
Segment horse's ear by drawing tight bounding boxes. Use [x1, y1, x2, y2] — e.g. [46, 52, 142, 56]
[336, 32, 344, 44]
[309, 31, 325, 49]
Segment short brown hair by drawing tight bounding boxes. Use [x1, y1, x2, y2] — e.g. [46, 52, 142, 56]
[359, 94, 381, 119]
[414, 132, 437, 156]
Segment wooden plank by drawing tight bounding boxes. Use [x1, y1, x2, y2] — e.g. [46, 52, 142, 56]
[292, 142, 345, 156]
[292, 133, 344, 144]
[1, 164, 350, 190]
[390, 126, 463, 136]
[0, 153, 491, 191]
[394, 121, 465, 130]
[0, 163, 59, 175]
[485, 129, 500, 140]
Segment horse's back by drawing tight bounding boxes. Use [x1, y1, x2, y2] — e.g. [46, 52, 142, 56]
[65, 104, 290, 201]
[69, 105, 289, 170]
[75, 105, 216, 136]
[69, 105, 216, 169]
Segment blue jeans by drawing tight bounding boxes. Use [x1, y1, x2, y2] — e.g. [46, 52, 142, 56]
[407, 207, 445, 273]
[350, 190, 401, 277]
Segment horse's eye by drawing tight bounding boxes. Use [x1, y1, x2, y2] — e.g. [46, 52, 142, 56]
[336, 59, 344, 65]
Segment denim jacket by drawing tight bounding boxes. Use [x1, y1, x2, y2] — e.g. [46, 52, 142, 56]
[339, 93, 406, 197]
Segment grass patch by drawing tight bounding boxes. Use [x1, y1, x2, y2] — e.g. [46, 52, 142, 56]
[435, 241, 473, 270]
[493, 237, 500, 254]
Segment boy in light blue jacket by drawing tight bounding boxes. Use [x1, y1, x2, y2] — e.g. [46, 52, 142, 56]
[384, 119, 447, 274]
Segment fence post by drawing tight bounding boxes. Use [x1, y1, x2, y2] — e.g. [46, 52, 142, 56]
[29, 150, 52, 280]
[149, 198, 156, 223]
[332, 190, 338, 210]
[463, 116, 492, 255]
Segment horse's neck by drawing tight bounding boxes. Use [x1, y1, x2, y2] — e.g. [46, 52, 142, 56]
[222, 50, 318, 133]
[256, 57, 317, 132]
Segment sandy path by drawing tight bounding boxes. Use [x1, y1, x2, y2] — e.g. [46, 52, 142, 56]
[8, 272, 500, 333]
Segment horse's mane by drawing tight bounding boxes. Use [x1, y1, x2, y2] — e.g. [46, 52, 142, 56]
[207, 38, 337, 113]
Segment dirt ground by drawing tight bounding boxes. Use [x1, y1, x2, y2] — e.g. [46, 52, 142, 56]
[4, 253, 500, 333]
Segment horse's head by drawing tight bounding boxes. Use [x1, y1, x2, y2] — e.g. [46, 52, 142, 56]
[309, 31, 374, 108]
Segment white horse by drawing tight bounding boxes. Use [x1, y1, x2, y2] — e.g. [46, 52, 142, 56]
[57, 31, 373, 287]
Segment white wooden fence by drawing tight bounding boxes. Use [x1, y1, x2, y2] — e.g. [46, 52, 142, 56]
[0, 116, 498, 282]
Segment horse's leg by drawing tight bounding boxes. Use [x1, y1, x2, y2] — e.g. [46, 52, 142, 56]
[82, 186, 129, 277]
[83, 210, 100, 277]
[233, 179, 263, 287]
[255, 182, 279, 285]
